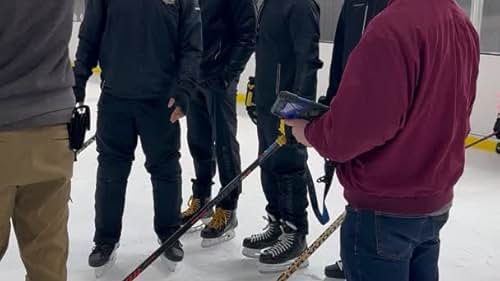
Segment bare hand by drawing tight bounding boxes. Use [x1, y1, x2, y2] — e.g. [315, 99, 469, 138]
[168, 98, 185, 123]
[284, 119, 312, 147]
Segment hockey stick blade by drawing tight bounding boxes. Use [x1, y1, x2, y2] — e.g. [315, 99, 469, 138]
[276, 211, 346, 281]
[121, 141, 283, 281]
[465, 131, 498, 149]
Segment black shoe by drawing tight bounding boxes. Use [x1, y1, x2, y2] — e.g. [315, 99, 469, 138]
[88, 243, 119, 268]
[325, 261, 345, 280]
[181, 196, 213, 225]
[200, 208, 238, 248]
[257, 221, 308, 273]
[162, 240, 184, 263]
[242, 213, 282, 258]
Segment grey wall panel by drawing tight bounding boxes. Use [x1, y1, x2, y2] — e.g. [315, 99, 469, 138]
[318, 0, 344, 42]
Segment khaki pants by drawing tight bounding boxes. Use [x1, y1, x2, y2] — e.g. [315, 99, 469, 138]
[0, 125, 73, 281]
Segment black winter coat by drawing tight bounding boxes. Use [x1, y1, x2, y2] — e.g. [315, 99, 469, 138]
[74, 0, 202, 100]
[200, 0, 257, 83]
[254, 0, 323, 109]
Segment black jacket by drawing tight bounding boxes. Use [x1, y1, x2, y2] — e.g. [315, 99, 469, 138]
[324, 0, 388, 103]
[199, 0, 257, 83]
[74, 0, 202, 101]
[255, 0, 323, 109]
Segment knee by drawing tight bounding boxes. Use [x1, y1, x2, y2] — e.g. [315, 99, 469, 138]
[146, 154, 181, 181]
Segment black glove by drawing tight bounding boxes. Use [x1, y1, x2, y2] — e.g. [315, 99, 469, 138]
[494, 116, 500, 139]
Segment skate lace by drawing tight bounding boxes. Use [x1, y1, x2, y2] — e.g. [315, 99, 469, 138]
[182, 197, 200, 217]
[249, 217, 279, 243]
[264, 232, 294, 258]
[207, 208, 229, 230]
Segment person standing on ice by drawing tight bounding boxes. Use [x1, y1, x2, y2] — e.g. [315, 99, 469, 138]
[73, 0, 202, 274]
[181, 0, 257, 248]
[0, 1, 75, 280]
[286, 0, 479, 280]
[320, 1, 389, 279]
[241, 0, 323, 273]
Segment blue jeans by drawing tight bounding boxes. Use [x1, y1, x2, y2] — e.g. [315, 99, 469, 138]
[340, 206, 449, 281]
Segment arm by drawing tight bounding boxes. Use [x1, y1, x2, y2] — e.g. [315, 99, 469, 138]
[73, 0, 107, 103]
[305, 26, 416, 162]
[222, 0, 257, 83]
[175, 0, 203, 113]
[288, 0, 323, 100]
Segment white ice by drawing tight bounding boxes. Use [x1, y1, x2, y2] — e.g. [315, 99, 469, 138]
[1, 78, 500, 281]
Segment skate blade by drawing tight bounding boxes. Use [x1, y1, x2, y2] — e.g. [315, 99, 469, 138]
[93, 250, 118, 278]
[242, 247, 263, 259]
[185, 217, 211, 234]
[201, 229, 236, 248]
[160, 255, 178, 272]
[257, 259, 309, 274]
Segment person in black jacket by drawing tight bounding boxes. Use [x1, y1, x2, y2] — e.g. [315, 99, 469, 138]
[240, 0, 323, 273]
[319, 1, 388, 280]
[73, 0, 202, 273]
[181, 0, 257, 248]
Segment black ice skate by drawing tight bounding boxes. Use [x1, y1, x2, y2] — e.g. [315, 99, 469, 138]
[325, 260, 346, 280]
[160, 240, 184, 272]
[257, 221, 308, 273]
[200, 208, 238, 248]
[242, 213, 282, 258]
[181, 196, 213, 233]
[88, 243, 119, 278]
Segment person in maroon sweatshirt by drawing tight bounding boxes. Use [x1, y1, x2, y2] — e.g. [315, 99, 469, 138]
[286, 0, 479, 280]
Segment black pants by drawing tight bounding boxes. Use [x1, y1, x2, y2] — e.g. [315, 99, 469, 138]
[256, 109, 309, 233]
[94, 93, 182, 245]
[187, 79, 241, 210]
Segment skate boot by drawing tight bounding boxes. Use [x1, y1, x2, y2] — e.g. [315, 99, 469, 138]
[242, 213, 282, 258]
[325, 260, 346, 280]
[257, 221, 308, 273]
[88, 243, 119, 278]
[200, 208, 238, 248]
[160, 240, 184, 272]
[181, 196, 213, 233]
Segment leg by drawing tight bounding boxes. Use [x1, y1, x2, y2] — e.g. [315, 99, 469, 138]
[94, 94, 138, 245]
[136, 99, 182, 241]
[341, 207, 426, 281]
[6, 125, 73, 281]
[0, 186, 15, 261]
[14, 179, 71, 281]
[187, 87, 215, 198]
[210, 79, 242, 210]
[256, 109, 281, 220]
[409, 213, 449, 281]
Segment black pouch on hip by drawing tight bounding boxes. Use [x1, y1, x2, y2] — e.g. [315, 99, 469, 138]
[67, 104, 91, 157]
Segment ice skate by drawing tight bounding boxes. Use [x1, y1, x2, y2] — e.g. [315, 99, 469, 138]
[200, 208, 238, 248]
[88, 243, 119, 278]
[242, 213, 282, 259]
[181, 196, 213, 233]
[160, 240, 184, 272]
[257, 221, 308, 273]
[324, 260, 346, 281]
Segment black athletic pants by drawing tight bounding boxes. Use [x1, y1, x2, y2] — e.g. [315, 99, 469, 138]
[256, 109, 309, 234]
[187, 79, 242, 210]
[93, 93, 182, 245]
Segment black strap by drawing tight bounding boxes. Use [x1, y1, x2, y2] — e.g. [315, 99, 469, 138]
[305, 159, 335, 225]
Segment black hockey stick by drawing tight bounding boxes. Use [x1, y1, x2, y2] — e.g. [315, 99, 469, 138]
[75, 134, 96, 156]
[122, 131, 287, 281]
[465, 131, 498, 149]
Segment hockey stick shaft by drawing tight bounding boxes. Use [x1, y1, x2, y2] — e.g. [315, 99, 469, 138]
[276, 211, 347, 281]
[76, 134, 96, 155]
[465, 132, 498, 149]
[122, 140, 284, 281]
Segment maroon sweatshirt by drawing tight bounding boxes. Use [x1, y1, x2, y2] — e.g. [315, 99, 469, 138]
[305, 0, 479, 214]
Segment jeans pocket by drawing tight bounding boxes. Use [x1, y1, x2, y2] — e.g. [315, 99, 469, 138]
[374, 215, 421, 261]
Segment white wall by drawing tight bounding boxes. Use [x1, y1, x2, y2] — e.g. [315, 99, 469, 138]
[70, 23, 500, 137]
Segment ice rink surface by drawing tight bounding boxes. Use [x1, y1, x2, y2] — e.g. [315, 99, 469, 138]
[1, 79, 500, 280]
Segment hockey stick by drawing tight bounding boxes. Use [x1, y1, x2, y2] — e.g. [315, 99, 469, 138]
[465, 131, 498, 149]
[122, 129, 287, 281]
[276, 211, 346, 281]
[76, 134, 96, 156]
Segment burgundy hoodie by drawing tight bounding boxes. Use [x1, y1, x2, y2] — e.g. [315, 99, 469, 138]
[305, 0, 479, 214]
